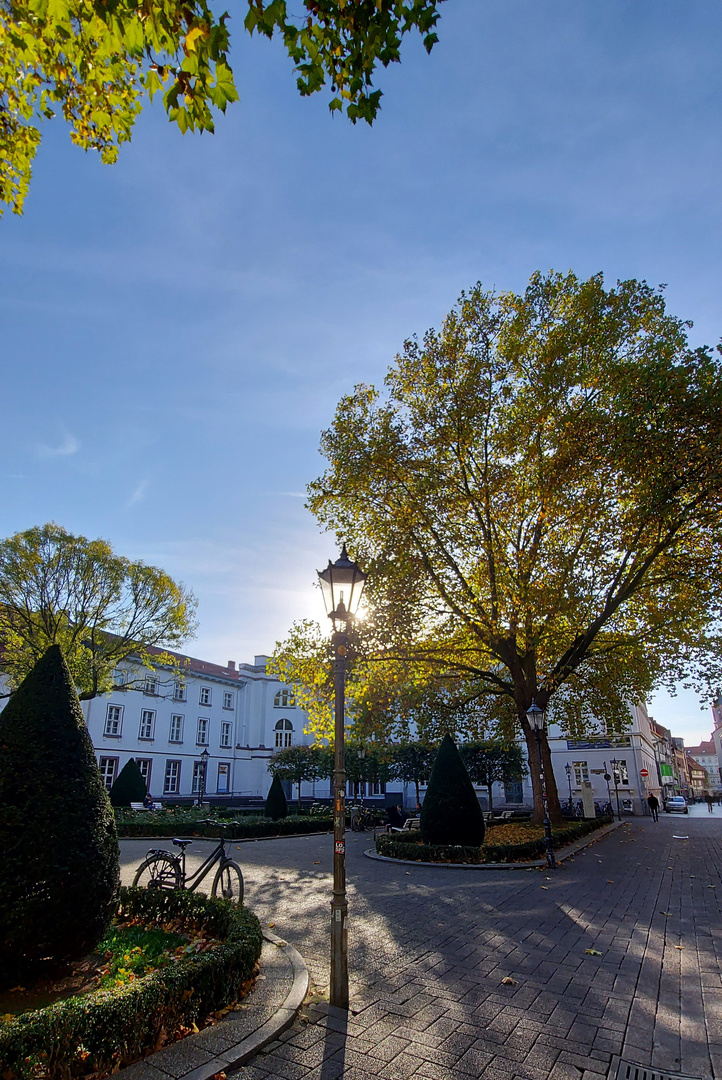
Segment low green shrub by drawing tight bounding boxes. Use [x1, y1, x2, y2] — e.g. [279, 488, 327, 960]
[0, 887, 263, 1080]
[376, 815, 614, 863]
[115, 812, 333, 839]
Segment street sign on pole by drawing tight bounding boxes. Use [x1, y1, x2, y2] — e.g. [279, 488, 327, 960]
[640, 768, 649, 778]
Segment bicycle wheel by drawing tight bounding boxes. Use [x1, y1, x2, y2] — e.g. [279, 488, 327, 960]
[350, 814, 363, 832]
[212, 861, 244, 904]
[133, 854, 181, 891]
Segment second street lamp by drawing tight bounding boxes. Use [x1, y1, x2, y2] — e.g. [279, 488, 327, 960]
[197, 747, 210, 808]
[564, 761, 574, 815]
[317, 545, 366, 1011]
[526, 701, 556, 870]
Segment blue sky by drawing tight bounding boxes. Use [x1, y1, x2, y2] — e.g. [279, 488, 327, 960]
[1, 1, 721, 744]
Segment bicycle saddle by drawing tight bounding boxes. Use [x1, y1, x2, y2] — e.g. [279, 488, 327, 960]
[172, 838, 193, 849]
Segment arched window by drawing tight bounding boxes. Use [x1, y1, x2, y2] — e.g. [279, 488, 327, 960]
[274, 718, 293, 748]
[274, 688, 296, 708]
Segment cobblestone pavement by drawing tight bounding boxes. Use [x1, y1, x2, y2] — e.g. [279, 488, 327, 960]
[120, 814, 722, 1080]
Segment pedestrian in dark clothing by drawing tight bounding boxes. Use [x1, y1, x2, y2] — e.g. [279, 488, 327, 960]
[647, 793, 659, 821]
[706, 793, 714, 813]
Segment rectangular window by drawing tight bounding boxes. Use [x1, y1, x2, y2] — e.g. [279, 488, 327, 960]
[197, 717, 209, 745]
[199, 686, 212, 706]
[369, 781, 385, 796]
[104, 705, 123, 737]
[112, 669, 126, 688]
[348, 781, 365, 799]
[220, 721, 232, 748]
[573, 761, 590, 786]
[144, 675, 159, 695]
[138, 709, 155, 740]
[164, 760, 181, 794]
[613, 759, 630, 785]
[504, 781, 524, 803]
[98, 757, 118, 790]
[173, 680, 186, 702]
[135, 758, 152, 788]
[192, 761, 205, 794]
[223, 691, 234, 710]
[169, 714, 184, 743]
[217, 763, 230, 794]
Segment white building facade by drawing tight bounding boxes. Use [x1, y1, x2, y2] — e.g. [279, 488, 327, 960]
[546, 703, 658, 816]
[82, 652, 321, 804]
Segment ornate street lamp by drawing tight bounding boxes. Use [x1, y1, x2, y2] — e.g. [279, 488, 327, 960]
[526, 701, 556, 870]
[564, 761, 574, 815]
[197, 747, 210, 807]
[317, 545, 366, 1010]
[610, 757, 622, 820]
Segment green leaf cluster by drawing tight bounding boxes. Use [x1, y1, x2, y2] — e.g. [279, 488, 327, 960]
[0, 522, 198, 699]
[307, 270, 722, 819]
[1, 0, 443, 214]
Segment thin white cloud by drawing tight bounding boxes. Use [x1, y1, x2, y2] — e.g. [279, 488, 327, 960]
[127, 479, 149, 507]
[37, 433, 80, 459]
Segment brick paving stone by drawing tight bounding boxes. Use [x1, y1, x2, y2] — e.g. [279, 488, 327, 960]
[120, 815, 722, 1080]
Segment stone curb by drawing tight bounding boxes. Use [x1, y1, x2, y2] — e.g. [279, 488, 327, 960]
[363, 819, 626, 869]
[115, 931, 309, 1080]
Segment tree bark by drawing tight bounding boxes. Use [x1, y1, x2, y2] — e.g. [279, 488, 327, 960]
[521, 719, 565, 826]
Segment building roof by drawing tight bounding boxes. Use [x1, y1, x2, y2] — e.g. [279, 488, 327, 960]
[686, 741, 716, 756]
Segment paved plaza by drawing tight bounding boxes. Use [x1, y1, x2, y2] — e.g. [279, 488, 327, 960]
[120, 811, 722, 1080]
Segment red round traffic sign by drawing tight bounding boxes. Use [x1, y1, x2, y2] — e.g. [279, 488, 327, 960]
[639, 768, 649, 777]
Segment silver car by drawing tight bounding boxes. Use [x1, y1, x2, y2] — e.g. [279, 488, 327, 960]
[665, 796, 688, 814]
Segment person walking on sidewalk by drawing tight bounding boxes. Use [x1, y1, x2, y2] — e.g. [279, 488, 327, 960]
[647, 793, 660, 821]
[706, 793, 714, 813]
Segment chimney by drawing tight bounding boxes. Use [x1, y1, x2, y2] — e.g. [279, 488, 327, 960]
[228, 660, 236, 670]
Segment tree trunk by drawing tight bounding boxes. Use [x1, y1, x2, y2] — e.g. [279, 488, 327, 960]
[487, 781, 493, 812]
[414, 778, 421, 809]
[521, 720, 565, 826]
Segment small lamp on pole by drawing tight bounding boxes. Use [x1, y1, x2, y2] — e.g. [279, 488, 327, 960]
[526, 701, 556, 870]
[317, 545, 366, 1010]
[564, 761, 574, 815]
[198, 747, 210, 807]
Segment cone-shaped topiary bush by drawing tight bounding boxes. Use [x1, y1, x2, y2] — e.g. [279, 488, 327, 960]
[109, 758, 147, 806]
[420, 733, 485, 846]
[264, 775, 288, 820]
[0, 645, 120, 985]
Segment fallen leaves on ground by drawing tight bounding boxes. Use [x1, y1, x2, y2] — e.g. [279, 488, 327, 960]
[585, 948, 602, 955]
[501, 976, 517, 985]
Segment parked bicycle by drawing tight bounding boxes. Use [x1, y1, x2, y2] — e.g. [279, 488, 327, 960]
[349, 805, 376, 832]
[133, 820, 244, 903]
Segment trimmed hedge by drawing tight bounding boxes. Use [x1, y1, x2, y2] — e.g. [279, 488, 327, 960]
[116, 812, 334, 839]
[0, 646, 119, 984]
[0, 887, 263, 1080]
[421, 734, 485, 846]
[375, 815, 614, 864]
[264, 775, 288, 820]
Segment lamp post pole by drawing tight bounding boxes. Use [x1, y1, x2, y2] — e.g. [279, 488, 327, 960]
[565, 762, 574, 815]
[331, 624, 349, 1010]
[603, 761, 613, 815]
[197, 748, 209, 808]
[317, 546, 366, 1012]
[527, 701, 556, 870]
[610, 758, 622, 820]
